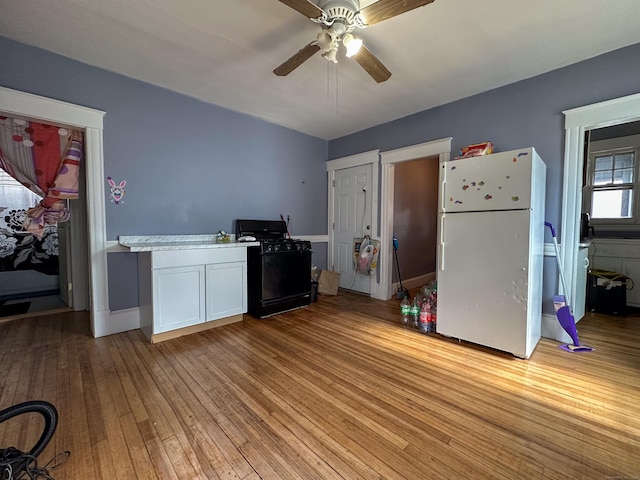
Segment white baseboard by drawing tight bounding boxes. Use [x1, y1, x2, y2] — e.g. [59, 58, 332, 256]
[393, 272, 436, 293]
[108, 307, 141, 335]
[541, 312, 571, 343]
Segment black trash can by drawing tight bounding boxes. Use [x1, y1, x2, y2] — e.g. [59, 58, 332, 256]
[587, 270, 628, 316]
[310, 280, 318, 303]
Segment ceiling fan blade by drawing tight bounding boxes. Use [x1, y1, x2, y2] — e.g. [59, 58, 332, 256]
[358, 0, 436, 26]
[274, 42, 321, 76]
[278, 0, 325, 19]
[352, 44, 391, 83]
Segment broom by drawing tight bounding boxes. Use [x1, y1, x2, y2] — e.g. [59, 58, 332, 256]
[393, 236, 410, 300]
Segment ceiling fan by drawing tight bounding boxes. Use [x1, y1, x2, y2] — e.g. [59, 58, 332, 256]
[274, 0, 436, 83]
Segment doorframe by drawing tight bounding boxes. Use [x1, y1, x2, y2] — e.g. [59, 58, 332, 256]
[327, 150, 380, 295]
[0, 86, 108, 336]
[379, 137, 452, 300]
[561, 92, 640, 315]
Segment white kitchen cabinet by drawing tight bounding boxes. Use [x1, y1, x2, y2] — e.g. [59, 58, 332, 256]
[154, 265, 205, 333]
[137, 245, 249, 342]
[205, 262, 247, 321]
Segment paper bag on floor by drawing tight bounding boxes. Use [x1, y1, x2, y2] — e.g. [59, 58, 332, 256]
[318, 270, 340, 296]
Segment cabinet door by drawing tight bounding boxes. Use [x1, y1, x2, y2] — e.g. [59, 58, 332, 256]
[623, 259, 640, 307]
[206, 262, 247, 321]
[153, 266, 205, 333]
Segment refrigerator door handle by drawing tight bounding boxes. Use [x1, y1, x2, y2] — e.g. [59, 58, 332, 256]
[439, 214, 445, 270]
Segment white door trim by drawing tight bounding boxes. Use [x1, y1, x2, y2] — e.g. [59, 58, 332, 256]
[0, 86, 109, 337]
[327, 150, 380, 294]
[379, 137, 453, 300]
[562, 92, 640, 317]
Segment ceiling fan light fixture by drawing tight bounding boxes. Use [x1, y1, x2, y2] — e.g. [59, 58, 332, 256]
[316, 30, 336, 51]
[342, 33, 362, 57]
[322, 46, 339, 63]
[276, 0, 433, 82]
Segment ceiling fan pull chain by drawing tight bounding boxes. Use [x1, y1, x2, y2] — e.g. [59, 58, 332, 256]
[327, 60, 331, 99]
[335, 61, 339, 116]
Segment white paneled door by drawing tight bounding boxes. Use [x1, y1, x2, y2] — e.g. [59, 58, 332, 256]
[332, 163, 373, 294]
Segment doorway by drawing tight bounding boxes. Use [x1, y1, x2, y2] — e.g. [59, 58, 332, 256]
[391, 156, 439, 292]
[378, 138, 453, 300]
[0, 86, 108, 336]
[327, 150, 379, 295]
[0, 116, 90, 319]
[579, 120, 640, 316]
[561, 92, 640, 323]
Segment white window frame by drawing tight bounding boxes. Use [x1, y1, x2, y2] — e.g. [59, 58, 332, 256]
[584, 134, 640, 230]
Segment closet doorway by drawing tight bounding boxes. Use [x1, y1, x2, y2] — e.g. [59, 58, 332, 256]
[0, 117, 88, 320]
[391, 155, 440, 292]
[0, 86, 107, 336]
[378, 137, 453, 300]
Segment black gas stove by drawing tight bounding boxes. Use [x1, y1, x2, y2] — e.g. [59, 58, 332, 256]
[260, 238, 312, 253]
[236, 219, 312, 318]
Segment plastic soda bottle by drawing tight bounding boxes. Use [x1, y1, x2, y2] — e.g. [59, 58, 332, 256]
[419, 302, 431, 333]
[400, 297, 410, 326]
[411, 297, 420, 328]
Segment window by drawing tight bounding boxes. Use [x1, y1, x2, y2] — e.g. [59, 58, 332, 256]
[0, 167, 42, 212]
[591, 151, 634, 218]
[584, 134, 640, 230]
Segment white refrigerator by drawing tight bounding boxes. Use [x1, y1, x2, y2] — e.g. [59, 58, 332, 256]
[437, 147, 546, 358]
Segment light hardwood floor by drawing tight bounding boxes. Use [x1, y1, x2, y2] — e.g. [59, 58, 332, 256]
[1, 291, 639, 479]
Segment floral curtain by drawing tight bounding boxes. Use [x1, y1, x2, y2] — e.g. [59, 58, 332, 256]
[0, 170, 59, 274]
[0, 115, 83, 238]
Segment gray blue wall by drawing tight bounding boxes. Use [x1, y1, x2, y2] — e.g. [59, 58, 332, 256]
[330, 42, 640, 230]
[329, 42, 640, 313]
[0, 37, 329, 310]
[2, 34, 640, 314]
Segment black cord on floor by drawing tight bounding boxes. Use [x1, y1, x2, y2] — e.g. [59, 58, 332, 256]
[0, 448, 70, 480]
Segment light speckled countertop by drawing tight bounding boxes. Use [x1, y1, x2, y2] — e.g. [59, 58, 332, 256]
[119, 235, 259, 252]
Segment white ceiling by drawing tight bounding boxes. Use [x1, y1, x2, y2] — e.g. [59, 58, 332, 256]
[1, 0, 639, 140]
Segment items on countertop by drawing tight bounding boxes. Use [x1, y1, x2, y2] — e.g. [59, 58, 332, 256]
[216, 230, 231, 243]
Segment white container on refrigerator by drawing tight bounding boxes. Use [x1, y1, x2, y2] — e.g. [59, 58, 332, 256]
[437, 147, 546, 358]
